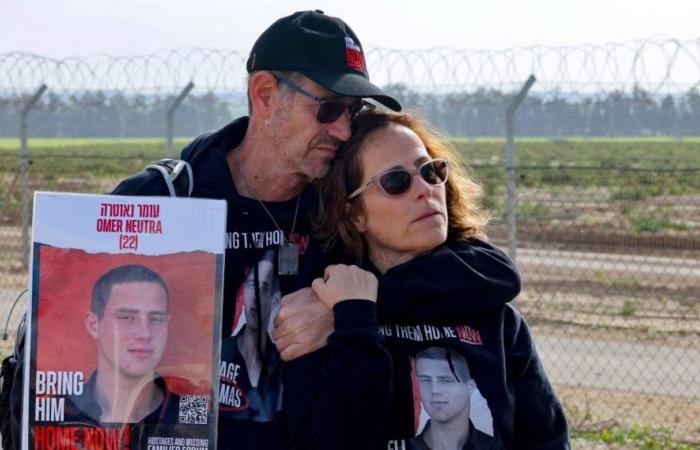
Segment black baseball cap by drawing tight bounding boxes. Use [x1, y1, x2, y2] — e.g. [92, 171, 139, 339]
[247, 10, 401, 111]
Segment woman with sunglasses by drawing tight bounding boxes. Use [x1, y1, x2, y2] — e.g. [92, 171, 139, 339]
[304, 109, 569, 449]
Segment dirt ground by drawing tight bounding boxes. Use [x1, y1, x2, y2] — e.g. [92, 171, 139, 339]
[558, 384, 700, 446]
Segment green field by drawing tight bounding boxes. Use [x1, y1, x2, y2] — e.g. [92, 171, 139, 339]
[2, 136, 700, 170]
[451, 137, 700, 169]
[2, 137, 700, 214]
[2, 136, 700, 215]
[0, 138, 193, 179]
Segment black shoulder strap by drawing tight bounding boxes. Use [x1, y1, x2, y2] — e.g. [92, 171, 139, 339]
[1, 290, 27, 450]
[145, 159, 194, 197]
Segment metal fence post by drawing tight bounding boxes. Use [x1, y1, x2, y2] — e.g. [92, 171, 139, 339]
[166, 81, 195, 158]
[505, 75, 536, 262]
[19, 84, 48, 268]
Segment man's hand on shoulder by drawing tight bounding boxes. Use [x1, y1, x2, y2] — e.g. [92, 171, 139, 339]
[272, 287, 334, 361]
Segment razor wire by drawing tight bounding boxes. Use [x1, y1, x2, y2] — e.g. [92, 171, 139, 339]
[1, 36, 700, 105]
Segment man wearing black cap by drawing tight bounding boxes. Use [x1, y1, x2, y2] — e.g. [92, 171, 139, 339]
[113, 10, 400, 450]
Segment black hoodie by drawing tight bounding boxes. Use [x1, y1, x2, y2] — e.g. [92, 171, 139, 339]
[287, 239, 570, 450]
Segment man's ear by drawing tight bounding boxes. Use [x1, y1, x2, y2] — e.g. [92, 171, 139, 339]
[346, 201, 367, 233]
[249, 71, 279, 118]
[84, 311, 99, 339]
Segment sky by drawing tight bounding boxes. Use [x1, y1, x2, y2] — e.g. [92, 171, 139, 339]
[1, 0, 699, 57]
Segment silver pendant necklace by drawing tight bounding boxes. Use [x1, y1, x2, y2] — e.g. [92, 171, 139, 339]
[234, 157, 301, 275]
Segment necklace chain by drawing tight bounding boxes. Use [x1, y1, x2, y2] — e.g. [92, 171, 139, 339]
[233, 156, 301, 243]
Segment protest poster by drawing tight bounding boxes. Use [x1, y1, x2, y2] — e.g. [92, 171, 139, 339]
[23, 192, 226, 450]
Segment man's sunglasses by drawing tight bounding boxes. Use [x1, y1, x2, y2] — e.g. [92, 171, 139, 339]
[275, 76, 364, 124]
[348, 158, 449, 199]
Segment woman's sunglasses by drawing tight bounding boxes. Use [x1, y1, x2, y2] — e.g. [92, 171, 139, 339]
[276, 76, 365, 124]
[348, 158, 449, 199]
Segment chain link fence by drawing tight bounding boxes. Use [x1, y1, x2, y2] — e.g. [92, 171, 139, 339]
[481, 164, 699, 439]
[1, 38, 699, 444]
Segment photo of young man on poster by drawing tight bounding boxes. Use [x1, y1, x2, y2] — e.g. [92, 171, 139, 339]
[29, 246, 221, 450]
[62, 264, 181, 425]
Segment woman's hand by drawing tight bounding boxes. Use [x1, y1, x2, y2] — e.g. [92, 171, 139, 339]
[311, 264, 378, 308]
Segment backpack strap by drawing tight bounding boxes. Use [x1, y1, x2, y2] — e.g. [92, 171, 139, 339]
[1, 289, 27, 355]
[1, 290, 27, 450]
[145, 159, 194, 197]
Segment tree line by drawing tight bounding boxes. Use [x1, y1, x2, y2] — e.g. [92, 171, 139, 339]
[1, 86, 699, 138]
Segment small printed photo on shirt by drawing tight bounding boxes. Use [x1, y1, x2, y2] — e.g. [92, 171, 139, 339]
[219, 249, 284, 423]
[408, 346, 497, 450]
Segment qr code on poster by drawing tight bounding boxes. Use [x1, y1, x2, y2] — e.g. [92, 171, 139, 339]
[179, 395, 208, 424]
